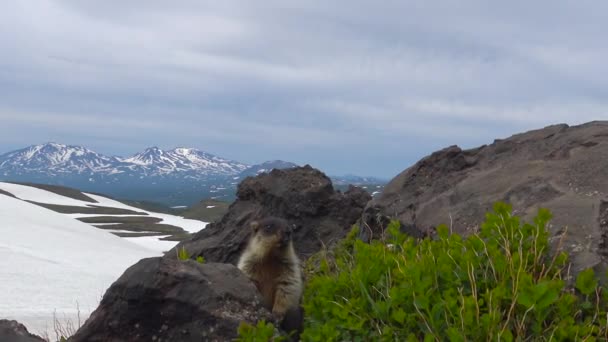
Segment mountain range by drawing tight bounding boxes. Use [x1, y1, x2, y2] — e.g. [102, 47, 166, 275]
[0, 143, 385, 205]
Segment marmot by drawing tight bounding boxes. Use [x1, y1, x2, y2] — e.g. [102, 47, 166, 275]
[237, 217, 303, 325]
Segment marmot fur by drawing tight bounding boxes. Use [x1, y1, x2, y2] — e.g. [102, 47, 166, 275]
[237, 217, 303, 321]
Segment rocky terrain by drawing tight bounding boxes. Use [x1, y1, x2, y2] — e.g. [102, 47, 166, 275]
[68, 165, 370, 341]
[364, 121, 608, 276]
[171, 165, 371, 265]
[0, 320, 44, 342]
[8, 121, 608, 340]
[70, 259, 273, 342]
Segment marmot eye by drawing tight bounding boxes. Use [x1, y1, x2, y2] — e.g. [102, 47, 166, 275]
[264, 225, 272, 232]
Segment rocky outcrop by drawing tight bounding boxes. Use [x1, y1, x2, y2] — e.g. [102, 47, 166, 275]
[170, 165, 371, 264]
[0, 320, 45, 342]
[71, 166, 370, 341]
[70, 258, 273, 342]
[364, 121, 608, 274]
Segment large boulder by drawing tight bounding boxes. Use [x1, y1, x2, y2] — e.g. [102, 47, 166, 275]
[70, 258, 273, 342]
[71, 166, 370, 341]
[171, 165, 371, 264]
[0, 320, 44, 342]
[364, 121, 608, 274]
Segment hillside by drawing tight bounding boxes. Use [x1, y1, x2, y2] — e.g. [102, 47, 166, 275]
[0, 182, 208, 252]
[179, 199, 231, 223]
[68, 123, 608, 341]
[365, 121, 608, 275]
[0, 194, 157, 336]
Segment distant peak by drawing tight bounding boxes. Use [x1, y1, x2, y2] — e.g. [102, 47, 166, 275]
[139, 147, 165, 156]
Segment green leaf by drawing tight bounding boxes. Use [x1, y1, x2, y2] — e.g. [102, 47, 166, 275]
[517, 291, 534, 308]
[446, 328, 464, 342]
[536, 285, 559, 309]
[414, 295, 430, 310]
[576, 268, 598, 296]
[500, 329, 514, 342]
[437, 224, 449, 240]
[392, 308, 406, 324]
[581, 300, 593, 310]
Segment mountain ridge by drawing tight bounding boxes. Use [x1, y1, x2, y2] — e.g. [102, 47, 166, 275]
[0, 143, 385, 205]
[0, 143, 248, 178]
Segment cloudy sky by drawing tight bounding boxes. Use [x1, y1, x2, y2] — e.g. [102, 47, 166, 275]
[1, 1, 607, 178]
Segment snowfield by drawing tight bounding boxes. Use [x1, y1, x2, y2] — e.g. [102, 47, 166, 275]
[123, 235, 179, 252]
[0, 182, 207, 253]
[0, 195, 158, 336]
[0, 182, 211, 334]
[83, 192, 205, 234]
[0, 182, 94, 207]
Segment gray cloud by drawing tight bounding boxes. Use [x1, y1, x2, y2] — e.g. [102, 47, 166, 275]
[1, 1, 607, 178]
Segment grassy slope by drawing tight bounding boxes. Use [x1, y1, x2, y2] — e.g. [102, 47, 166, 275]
[180, 199, 230, 223]
[9, 182, 98, 203]
[79, 216, 162, 224]
[119, 199, 177, 214]
[0, 189, 16, 198]
[28, 202, 148, 215]
[5, 182, 214, 242]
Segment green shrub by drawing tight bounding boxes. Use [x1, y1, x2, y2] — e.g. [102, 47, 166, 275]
[236, 320, 285, 342]
[177, 246, 190, 261]
[176, 247, 205, 263]
[238, 203, 608, 341]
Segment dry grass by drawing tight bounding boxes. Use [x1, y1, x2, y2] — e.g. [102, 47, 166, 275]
[39, 303, 82, 342]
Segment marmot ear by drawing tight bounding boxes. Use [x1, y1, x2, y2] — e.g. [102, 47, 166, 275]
[250, 221, 260, 232]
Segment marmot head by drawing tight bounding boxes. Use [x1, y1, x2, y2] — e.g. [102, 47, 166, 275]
[250, 217, 294, 253]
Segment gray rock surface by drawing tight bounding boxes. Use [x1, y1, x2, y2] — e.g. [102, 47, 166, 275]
[365, 121, 608, 274]
[70, 258, 273, 342]
[171, 165, 371, 264]
[0, 320, 44, 342]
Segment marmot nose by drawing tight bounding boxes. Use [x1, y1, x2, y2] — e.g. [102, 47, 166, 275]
[281, 233, 289, 243]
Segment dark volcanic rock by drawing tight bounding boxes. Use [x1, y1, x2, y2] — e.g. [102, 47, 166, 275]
[365, 121, 608, 274]
[70, 258, 273, 342]
[72, 166, 369, 341]
[171, 165, 371, 264]
[0, 320, 44, 342]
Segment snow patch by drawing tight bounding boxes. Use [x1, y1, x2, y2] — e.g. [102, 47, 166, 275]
[0, 195, 157, 335]
[123, 235, 178, 253]
[0, 182, 94, 207]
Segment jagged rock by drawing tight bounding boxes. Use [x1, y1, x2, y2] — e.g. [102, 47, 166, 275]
[71, 166, 369, 341]
[0, 320, 45, 342]
[171, 165, 371, 264]
[364, 121, 608, 275]
[70, 258, 273, 342]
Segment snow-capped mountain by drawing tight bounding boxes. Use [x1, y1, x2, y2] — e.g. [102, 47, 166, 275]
[123, 146, 248, 176]
[0, 143, 121, 175]
[0, 143, 291, 205]
[0, 143, 247, 179]
[0, 143, 386, 205]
